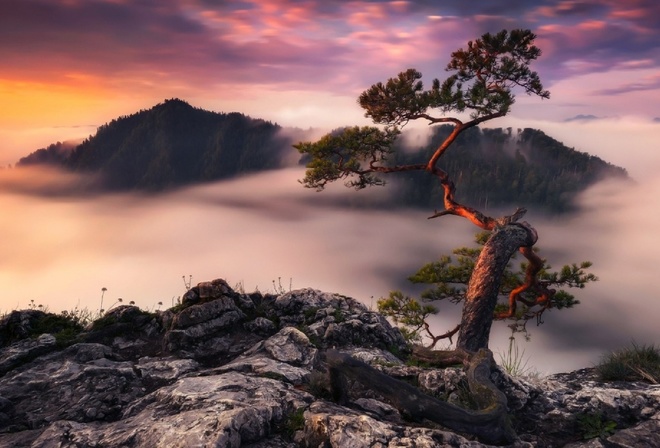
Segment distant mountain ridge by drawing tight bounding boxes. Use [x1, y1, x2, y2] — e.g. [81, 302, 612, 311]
[17, 99, 629, 211]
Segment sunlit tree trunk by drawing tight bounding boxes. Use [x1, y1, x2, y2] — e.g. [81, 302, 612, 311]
[457, 224, 537, 351]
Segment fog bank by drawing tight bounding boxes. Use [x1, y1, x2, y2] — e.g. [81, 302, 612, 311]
[0, 167, 657, 374]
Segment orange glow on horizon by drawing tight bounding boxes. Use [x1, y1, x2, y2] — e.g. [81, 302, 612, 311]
[0, 77, 114, 128]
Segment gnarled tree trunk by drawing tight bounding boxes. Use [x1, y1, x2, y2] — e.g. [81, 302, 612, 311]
[457, 223, 537, 351]
[326, 348, 516, 445]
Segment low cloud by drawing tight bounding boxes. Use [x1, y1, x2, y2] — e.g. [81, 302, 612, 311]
[563, 114, 601, 122]
[499, 116, 660, 182]
[0, 165, 95, 196]
[0, 165, 657, 374]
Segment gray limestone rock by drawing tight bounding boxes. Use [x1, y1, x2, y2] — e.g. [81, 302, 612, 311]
[217, 327, 318, 385]
[0, 333, 58, 376]
[136, 356, 199, 385]
[244, 317, 277, 336]
[0, 342, 145, 432]
[0, 280, 658, 447]
[30, 372, 313, 448]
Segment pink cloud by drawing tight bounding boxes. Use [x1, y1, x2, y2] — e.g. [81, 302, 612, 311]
[1, 0, 660, 126]
[531, 1, 604, 19]
[606, 0, 660, 29]
[345, 3, 388, 27]
[591, 73, 660, 95]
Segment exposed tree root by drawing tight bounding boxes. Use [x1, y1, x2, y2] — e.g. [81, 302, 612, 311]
[326, 348, 516, 446]
[411, 344, 470, 366]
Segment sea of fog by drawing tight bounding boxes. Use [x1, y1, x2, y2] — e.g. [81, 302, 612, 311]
[0, 166, 658, 375]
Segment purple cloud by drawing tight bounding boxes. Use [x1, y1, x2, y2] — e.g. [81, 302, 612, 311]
[1, 0, 659, 103]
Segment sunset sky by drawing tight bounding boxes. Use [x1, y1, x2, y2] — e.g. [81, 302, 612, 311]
[1, 0, 660, 169]
[1, 0, 660, 373]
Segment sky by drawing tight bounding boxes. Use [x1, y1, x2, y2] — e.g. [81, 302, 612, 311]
[1, 0, 659, 374]
[2, 0, 660, 165]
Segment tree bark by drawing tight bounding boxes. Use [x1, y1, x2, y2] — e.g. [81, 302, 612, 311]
[326, 348, 516, 445]
[457, 224, 537, 352]
[411, 344, 471, 366]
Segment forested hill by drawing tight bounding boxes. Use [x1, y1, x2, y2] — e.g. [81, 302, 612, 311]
[17, 99, 629, 212]
[18, 98, 290, 191]
[388, 126, 629, 212]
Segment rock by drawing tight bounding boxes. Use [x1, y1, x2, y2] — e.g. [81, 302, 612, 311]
[417, 365, 468, 401]
[31, 372, 313, 448]
[353, 397, 402, 423]
[0, 333, 58, 376]
[136, 356, 199, 389]
[302, 400, 491, 448]
[0, 310, 49, 347]
[261, 327, 318, 368]
[513, 368, 660, 447]
[491, 364, 542, 412]
[179, 278, 235, 306]
[218, 327, 318, 385]
[302, 400, 398, 447]
[0, 279, 658, 447]
[276, 288, 409, 354]
[0, 343, 145, 433]
[244, 316, 277, 336]
[605, 417, 660, 447]
[82, 305, 163, 359]
[348, 347, 403, 366]
[163, 293, 255, 363]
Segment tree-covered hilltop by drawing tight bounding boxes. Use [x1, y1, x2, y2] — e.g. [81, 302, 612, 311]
[18, 98, 291, 191]
[388, 125, 629, 212]
[16, 99, 629, 211]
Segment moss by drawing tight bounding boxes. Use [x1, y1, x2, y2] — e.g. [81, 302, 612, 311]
[53, 327, 83, 348]
[270, 315, 281, 328]
[303, 307, 320, 323]
[31, 314, 81, 335]
[453, 380, 482, 411]
[90, 314, 118, 331]
[86, 307, 159, 344]
[95, 307, 155, 328]
[332, 308, 346, 323]
[31, 313, 84, 348]
[167, 301, 192, 314]
[387, 343, 408, 360]
[577, 412, 617, 440]
[282, 407, 306, 439]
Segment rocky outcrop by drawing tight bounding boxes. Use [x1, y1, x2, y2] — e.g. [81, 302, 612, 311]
[0, 279, 658, 447]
